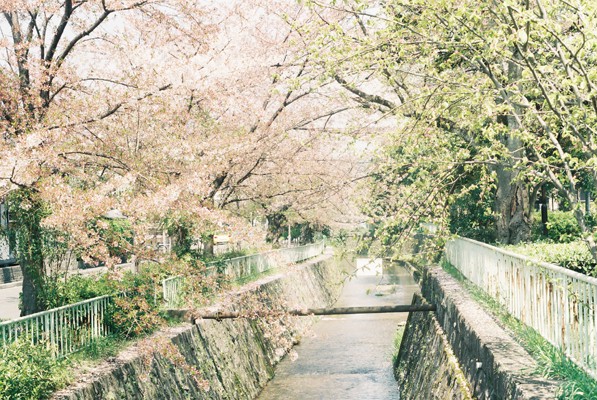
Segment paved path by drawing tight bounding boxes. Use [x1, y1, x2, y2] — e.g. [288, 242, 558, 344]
[0, 282, 22, 320]
[0, 263, 135, 321]
[258, 264, 419, 399]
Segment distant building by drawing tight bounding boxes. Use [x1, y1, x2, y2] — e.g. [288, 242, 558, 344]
[0, 200, 16, 266]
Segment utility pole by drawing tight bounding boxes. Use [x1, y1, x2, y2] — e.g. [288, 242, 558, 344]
[288, 225, 291, 247]
[541, 185, 548, 237]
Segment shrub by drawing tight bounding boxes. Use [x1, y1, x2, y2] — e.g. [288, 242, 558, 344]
[505, 241, 597, 276]
[545, 211, 582, 243]
[0, 338, 70, 400]
[37, 273, 114, 309]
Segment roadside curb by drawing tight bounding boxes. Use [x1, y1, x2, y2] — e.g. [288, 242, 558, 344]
[0, 281, 22, 290]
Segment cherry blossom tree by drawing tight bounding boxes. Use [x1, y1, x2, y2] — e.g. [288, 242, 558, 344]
[0, 0, 372, 315]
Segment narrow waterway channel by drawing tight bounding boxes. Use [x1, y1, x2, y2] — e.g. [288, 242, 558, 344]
[258, 261, 419, 399]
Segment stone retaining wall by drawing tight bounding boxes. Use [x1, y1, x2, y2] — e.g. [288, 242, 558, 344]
[395, 265, 558, 400]
[0, 265, 22, 285]
[53, 253, 347, 400]
[395, 294, 473, 400]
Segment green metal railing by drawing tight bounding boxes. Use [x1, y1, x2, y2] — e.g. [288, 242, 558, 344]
[0, 295, 112, 358]
[162, 241, 325, 308]
[1, 241, 325, 356]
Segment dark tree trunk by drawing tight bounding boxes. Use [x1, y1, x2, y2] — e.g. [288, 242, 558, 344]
[203, 234, 214, 257]
[20, 260, 42, 316]
[492, 134, 531, 244]
[12, 191, 47, 316]
[494, 171, 531, 244]
[541, 186, 548, 237]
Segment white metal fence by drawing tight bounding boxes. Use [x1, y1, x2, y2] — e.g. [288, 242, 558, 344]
[446, 237, 597, 378]
[0, 295, 112, 358]
[162, 241, 326, 308]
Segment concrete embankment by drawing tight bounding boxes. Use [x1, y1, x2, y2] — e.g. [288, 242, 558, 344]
[53, 252, 347, 400]
[395, 265, 558, 400]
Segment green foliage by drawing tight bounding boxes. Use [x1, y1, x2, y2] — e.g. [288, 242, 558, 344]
[544, 212, 582, 243]
[109, 294, 163, 338]
[505, 241, 597, 276]
[200, 249, 249, 264]
[36, 274, 114, 310]
[7, 190, 75, 314]
[96, 218, 133, 263]
[448, 181, 496, 243]
[104, 264, 172, 338]
[164, 212, 199, 258]
[0, 338, 70, 400]
[106, 260, 225, 338]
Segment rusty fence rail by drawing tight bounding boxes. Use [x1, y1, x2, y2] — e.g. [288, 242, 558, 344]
[446, 237, 597, 378]
[163, 241, 325, 308]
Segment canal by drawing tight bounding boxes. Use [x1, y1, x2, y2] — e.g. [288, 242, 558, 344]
[258, 260, 419, 399]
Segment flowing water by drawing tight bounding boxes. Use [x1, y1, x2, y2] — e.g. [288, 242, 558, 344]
[257, 262, 418, 399]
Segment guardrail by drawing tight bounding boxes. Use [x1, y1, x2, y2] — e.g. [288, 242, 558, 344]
[205, 241, 325, 278]
[1, 242, 325, 355]
[163, 241, 325, 308]
[162, 276, 185, 309]
[446, 237, 597, 378]
[0, 295, 112, 358]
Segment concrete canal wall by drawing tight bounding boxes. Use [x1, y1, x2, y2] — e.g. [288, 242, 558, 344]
[53, 253, 347, 400]
[395, 265, 558, 400]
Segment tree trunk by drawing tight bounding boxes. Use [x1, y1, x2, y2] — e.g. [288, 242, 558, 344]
[541, 185, 548, 237]
[493, 58, 532, 244]
[494, 162, 531, 244]
[203, 234, 214, 257]
[20, 260, 43, 316]
[12, 191, 47, 316]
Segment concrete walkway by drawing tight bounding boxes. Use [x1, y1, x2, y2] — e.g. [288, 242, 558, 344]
[258, 264, 419, 399]
[0, 282, 21, 320]
[0, 263, 135, 321]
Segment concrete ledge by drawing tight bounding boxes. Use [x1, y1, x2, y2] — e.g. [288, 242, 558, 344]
[398, 265, 558, 399]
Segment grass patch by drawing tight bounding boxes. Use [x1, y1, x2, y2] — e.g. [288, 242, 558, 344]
[69, 335, 131, 361]
[392, 325, 405, 366]
[441, 260, 597, 399]
[234, 267, 279, 287]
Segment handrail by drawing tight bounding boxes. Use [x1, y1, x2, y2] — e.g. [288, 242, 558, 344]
[163, 241, 325, 307]
[0, 295, 112, 358]
[446, 237, 597, 379]
[454, 237, 597, 285]
[1, 241, 326, 356]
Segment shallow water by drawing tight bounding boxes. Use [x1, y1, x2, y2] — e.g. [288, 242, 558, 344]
[257, 264, 419, 399]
